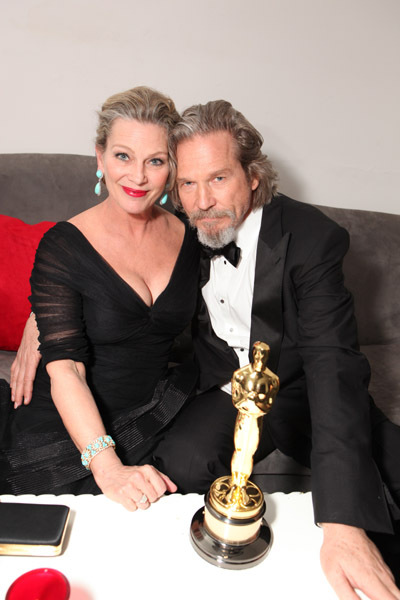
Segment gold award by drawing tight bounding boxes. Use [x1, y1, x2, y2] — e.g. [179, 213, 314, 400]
[190, 342, 279, 569]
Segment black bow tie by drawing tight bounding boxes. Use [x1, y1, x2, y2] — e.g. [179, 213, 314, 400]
[201, 241, 241, 267]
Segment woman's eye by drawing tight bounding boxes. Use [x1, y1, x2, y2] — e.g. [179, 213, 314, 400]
[149, 158, 164, 166]
[116, 152, 129, 161]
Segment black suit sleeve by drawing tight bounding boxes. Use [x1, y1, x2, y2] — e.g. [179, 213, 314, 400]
[294, 223, 392, 532]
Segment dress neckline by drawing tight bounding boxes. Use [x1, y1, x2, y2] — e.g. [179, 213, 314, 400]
[58, 220, 190, 308]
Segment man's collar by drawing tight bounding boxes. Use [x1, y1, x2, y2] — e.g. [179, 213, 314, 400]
[235, 207, 263, 258]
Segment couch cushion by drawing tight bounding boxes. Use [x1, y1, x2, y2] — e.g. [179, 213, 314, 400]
[0, 215, 55, 350]
[362, 343, 400, 425]
[318, 206, 400, 347]
[0, 154, 104, 224]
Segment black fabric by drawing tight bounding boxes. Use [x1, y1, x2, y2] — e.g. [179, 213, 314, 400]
[0, 378, 12, 442]
[152, 388, 237, 493]
[0, 221, 200, 494]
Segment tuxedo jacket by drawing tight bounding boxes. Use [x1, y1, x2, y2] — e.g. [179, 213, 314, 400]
[193, 194, 394, 534]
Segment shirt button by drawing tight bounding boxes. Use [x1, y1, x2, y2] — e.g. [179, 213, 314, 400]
[224, 260, 227, 265]
[229, 328, 234, 332]
[220, 299, 224, 304]
[240, 348, 244, 352]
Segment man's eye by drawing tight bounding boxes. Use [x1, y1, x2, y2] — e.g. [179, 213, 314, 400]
[214, 176, 225, 182]
[182, 181, 193, 187]
[116, 152, 129, 161]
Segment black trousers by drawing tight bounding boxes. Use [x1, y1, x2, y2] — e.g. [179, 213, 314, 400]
[152, 388, 239, 493]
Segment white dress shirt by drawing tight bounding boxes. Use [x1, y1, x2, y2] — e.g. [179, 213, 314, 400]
[202, 208, 263, 394]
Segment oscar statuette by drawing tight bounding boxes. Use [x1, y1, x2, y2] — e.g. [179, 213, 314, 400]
[190, 341, 279, 569]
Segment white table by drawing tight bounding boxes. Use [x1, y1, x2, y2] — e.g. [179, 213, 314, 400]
[0, 492, 352, 599]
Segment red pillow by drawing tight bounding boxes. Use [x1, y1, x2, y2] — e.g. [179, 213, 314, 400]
[0, 215, 55, 351]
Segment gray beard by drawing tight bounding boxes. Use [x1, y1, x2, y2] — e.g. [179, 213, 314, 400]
[188, 208, 238, 249]
[196, 225, 236, 249]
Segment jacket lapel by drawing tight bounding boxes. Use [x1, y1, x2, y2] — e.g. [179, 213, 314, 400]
[250, 199, 290, 373]
[199, 252, 211, 289]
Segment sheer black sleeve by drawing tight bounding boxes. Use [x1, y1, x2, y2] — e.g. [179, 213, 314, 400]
[29, 223, 90, 367]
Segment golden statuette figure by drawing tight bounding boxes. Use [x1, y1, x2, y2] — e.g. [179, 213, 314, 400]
[209, 341, 279, 519]
[190, 341, 280, 569]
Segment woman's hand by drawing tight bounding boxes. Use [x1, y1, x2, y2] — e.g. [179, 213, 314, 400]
[89, 449, 177, 511]
[10, 313, 41, 407]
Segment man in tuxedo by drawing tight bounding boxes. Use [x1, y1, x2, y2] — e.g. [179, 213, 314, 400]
[162, 99, 400, 599]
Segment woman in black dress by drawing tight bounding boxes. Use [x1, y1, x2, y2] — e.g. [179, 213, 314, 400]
[0, 86, 201, 510]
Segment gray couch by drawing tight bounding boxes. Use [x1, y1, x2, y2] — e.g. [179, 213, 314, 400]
[1, 153, 399, 491]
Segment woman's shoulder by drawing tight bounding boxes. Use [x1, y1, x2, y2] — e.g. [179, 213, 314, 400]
[39, 221, 75, 244]
[38, 220, 87, 250]
[34, 221, 94, 279]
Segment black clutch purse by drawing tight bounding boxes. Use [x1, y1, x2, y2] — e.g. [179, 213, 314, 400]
[0, 502, 70, 556]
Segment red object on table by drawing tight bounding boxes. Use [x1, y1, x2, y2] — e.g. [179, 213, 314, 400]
[6, 568, 70, 600]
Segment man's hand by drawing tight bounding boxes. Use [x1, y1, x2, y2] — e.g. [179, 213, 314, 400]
[10, 312, 41, 408]
[320, 522, 400, 600]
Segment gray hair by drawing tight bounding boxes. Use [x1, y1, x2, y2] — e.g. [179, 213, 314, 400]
[169, 99, 278, 210]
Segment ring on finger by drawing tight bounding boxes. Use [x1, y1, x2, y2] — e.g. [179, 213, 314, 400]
[138, 493, 148, 504]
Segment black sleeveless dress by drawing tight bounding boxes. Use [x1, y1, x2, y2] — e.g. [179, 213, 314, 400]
[0, 221, 200, 494]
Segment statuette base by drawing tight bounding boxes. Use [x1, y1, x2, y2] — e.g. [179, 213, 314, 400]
[190, 496, 272, 570]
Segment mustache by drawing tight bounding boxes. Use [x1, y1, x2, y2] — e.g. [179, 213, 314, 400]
[188, 208, 235, 225]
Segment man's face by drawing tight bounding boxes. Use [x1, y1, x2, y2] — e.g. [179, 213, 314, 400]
[176, 131, 259, 248]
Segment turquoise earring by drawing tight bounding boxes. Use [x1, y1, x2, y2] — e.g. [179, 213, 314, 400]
[94, 169, 103, 196]
[159, 193, 168, 206]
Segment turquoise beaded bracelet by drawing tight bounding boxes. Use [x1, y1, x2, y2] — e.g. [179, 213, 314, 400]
[81, 435, 116, 470]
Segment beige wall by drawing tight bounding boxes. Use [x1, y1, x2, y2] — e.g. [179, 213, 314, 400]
[1, 0, 399, 214]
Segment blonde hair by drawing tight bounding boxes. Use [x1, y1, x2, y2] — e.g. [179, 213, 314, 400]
[96, 86, 180, 186]
[169, 100, 278, 210]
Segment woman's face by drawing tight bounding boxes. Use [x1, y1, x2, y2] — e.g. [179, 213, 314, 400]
[96, 118, 169, 216]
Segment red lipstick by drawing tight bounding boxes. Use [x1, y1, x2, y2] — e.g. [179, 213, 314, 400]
[122, 186, 148, 198]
